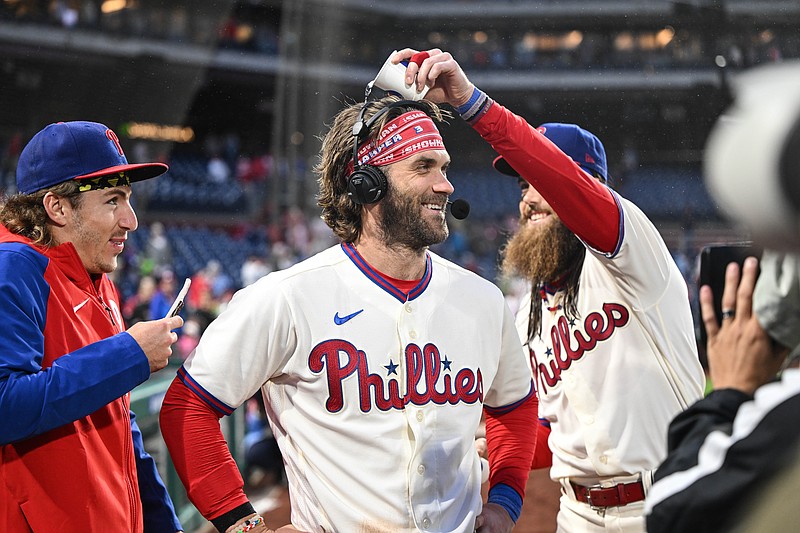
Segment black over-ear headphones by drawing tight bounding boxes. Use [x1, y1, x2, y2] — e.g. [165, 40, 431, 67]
[348, 99, 430, 204]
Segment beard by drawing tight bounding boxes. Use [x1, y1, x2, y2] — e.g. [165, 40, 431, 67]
[377, 185, 449, 252]
[501, 215, 585, 283]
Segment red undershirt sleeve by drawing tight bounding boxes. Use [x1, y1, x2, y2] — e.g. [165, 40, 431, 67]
[159, 376, 250, 521]
[472, 101, 621, 254]
[485, 391, 539, 497]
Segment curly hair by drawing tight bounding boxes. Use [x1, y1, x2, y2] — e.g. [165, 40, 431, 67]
[0, 181, 83, 247]
[314, 96, 450, 243]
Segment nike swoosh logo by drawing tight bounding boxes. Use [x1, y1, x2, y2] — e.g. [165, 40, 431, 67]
[334, 309, 364, 325]
[73, 298, 91, 313]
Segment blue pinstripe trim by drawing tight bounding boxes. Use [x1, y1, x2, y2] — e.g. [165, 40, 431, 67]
[177, 366, 234, 416]
[342, 243, 432, 303]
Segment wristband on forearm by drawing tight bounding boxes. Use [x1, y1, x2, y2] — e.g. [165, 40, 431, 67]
[456, 86, 493, 124]
[211, 502, 257, 532]
[487, 483, 523, 523]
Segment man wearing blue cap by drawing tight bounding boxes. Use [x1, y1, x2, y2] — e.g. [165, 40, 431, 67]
[0, 121, 185, 532]
[392, 49, 706, 532]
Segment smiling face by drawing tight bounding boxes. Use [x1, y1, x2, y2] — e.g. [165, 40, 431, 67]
[376, 149, 453, 252]
[59, 186, 138, 274]
[501, 179, 585, 283]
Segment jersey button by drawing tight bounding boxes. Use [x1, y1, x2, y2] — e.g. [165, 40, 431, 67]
[421, 517, 431, 529]
[409, 330, 417, 339]
[404, 303, 413, 313]
[417, 464, 426, 475]
[416, 411, 424, 422]
[599, 455, 608, 464]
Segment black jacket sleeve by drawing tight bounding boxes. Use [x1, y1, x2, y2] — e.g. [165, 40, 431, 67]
[645, 373, 800, 533]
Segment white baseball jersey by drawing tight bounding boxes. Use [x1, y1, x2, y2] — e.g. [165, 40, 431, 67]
[517, 193, 706, 482]
[183, 243, 533, 533]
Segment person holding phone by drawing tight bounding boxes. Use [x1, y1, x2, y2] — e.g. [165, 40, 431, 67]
[645, 251, 800, 532]
[0, 121, 185, 532]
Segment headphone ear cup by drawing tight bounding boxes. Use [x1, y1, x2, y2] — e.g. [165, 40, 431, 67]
[347, 166, 388, 204]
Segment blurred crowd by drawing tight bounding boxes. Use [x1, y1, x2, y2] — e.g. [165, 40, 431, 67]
[1, 0, 797, 71]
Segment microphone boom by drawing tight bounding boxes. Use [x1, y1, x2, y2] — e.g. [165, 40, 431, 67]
[448, 199, 470, 220]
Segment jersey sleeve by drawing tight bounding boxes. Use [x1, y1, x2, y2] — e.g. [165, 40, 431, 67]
[645, 371, 800, 533]
[482, 302, 535, 410]
[160, 376, 252, 524]
[0, 246, 150, 445]
[470, 100, 620, 254]
[180, 276, 296, 414]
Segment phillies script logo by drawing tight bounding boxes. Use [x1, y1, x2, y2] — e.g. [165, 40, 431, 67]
[533, 302, 630, 395]
[309, 340, 483, 412]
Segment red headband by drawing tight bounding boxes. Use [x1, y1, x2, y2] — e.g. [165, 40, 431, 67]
[349, 110, 444, 173]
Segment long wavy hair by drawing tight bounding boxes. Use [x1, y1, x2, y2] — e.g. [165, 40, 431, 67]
[314, 96, 449, 243]
[0, 180, 83, 247]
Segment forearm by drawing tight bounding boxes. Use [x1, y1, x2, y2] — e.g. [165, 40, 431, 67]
[160, 376, 253, 529]
[0, 333, 149, 444]
[484, 390, 538, 522]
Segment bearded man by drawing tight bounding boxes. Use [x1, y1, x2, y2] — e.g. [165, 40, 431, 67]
[495, 123, 706, 533]
[390, 46, 707, 533]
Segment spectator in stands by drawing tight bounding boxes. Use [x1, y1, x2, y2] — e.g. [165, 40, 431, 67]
[176, 316, 202, 360]
[150, 269, 179, 321]
[123, 274, 158, 326]
[207, 153, 231, 183]
[143, 220, 174, 278]
[0, 120, 183, 531]
[240, 254, 272, 287]
[205, 259, 233, 298]
[397, 47, 706, 533]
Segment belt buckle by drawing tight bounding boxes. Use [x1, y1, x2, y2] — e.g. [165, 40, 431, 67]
[584, 484, 607, 517]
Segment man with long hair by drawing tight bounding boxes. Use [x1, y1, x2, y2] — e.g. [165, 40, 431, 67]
[394, 48, 706, 532]
[0, 121, 184, 532]
[160, 95, 537, 533]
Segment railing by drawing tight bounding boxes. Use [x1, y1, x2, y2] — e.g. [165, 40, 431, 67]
[130, 366, 246, 533]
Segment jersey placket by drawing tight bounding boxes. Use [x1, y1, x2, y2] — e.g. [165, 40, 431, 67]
[397, 298, 439, 532]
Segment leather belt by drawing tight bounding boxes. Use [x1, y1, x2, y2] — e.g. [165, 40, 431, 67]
[570, 480, 646, 510]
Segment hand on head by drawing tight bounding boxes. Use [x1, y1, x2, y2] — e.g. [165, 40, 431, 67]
[127, 315, 184, 373]
[700, 257, 789, 394]
[391, 48, 474, 107]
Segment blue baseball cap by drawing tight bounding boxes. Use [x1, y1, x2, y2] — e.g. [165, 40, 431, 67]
[492, 123, 608, 183]
[16, 121, 168, 194]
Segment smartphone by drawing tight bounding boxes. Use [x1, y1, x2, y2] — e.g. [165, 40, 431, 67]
[165, 278, 192, 318]
[697, 243, 762, 350]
